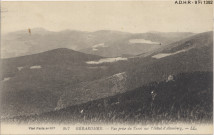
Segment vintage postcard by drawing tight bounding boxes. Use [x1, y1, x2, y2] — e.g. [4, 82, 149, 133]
[0, 1, 213, 135]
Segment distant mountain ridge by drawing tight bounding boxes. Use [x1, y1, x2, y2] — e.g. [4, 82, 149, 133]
[1, 28, 194, 58]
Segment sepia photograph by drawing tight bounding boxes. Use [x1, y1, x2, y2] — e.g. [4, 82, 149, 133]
[0, 1, 213, 134]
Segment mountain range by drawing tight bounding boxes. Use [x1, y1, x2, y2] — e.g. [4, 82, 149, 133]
[1, 28, 194, 58]
[0, 30, 212, 124]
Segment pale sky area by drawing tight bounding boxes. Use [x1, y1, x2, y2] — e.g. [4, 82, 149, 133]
[1, 1, 213, 34]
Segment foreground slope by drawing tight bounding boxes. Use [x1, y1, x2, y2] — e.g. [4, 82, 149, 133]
[7, 71, 212, 124]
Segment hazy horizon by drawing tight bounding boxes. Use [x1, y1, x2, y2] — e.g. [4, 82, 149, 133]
[2, 27, 213, 35]
[1, 1, 213, 34]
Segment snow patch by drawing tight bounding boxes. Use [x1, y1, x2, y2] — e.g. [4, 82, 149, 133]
[129, 39, 160, 44]
[112, 72, 126, 81]
[30, 65, 42, 69]
[17, 67, 24, 71]
[86, 57, 127, 64]
[80, 109, 84, 114]
[152, 48, 193, 59]
[92, 43, 108, 51]
[88, 66, 107, 69]
[92, 48, 98, 51]
[152, 54, 172, 59]
[166, 75, 174, 82]
[3, 77, 11, 82]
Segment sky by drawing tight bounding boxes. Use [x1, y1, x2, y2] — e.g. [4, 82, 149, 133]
[1, 1, 213, 34]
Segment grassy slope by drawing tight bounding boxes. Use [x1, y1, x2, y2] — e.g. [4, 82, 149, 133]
[8, 71, 212, 124]
[0, 48, 108, 117]
[1, 32, 212, 119]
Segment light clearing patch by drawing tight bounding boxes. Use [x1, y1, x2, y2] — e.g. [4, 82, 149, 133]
[30, 65, 42, 69]
[86, 57, 127, 64]
[17, 67, 24, 71]
[129, 39, 160, 44]
[92, 43, 108, 51]
[152, 48, 193, 59]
